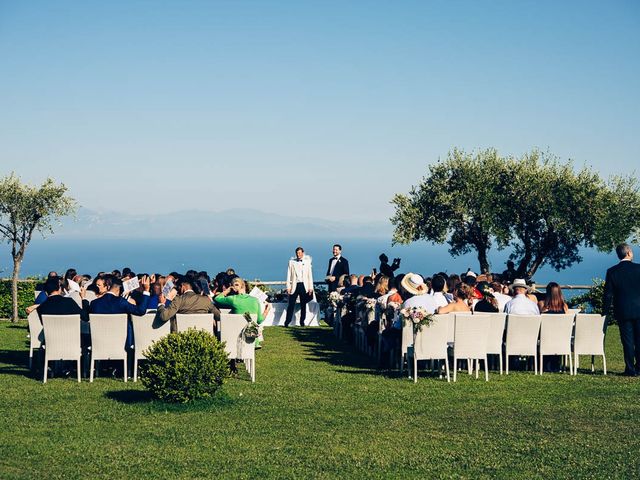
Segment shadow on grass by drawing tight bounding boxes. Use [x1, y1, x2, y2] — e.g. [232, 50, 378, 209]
[286, 326, 402, 378]
[0, 348, 37, 379]
[105, 388, 238, 413]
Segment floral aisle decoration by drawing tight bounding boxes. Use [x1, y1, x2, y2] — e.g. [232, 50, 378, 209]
[241, 312, 260, 343]
[399, 306, 434, 333]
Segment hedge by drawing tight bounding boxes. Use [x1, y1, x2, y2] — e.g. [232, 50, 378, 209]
[0, 280, 37, 320]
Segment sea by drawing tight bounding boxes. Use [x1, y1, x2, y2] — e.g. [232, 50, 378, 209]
[0, 237, 613, 290]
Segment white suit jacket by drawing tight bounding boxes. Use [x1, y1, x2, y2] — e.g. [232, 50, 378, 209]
[286, 256, 314, 292]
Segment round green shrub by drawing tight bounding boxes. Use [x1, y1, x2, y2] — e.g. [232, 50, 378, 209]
[140, 329, 230, 403]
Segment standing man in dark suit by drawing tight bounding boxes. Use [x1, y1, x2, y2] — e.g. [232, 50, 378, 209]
[326, 244, 349, 293]
[603, 243, 640, 376]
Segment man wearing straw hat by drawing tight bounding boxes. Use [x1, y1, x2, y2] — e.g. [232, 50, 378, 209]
[504, 278, 540, 315]
[401, 273, 438, 313]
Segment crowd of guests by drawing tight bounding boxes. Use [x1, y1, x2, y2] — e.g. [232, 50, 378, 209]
[28, 267, 268, 377]
[330, 257, 569, 370]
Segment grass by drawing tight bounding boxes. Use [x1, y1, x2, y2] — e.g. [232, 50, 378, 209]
[1, 321, 639, 479]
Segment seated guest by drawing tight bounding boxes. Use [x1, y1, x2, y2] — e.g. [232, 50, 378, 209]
[473, 282, 500, 313]
[90, 274, 151, 350]
[157, 276, 220, 332]
[341, 275, 360, 296]
[358, 276, 376, 298]
[37, 277, 88, 322]
[490, 281, 512, 312]
[34, 271, 59, 304]
[401, 273, 438, 313]
[437, 284, 472, 314]
[538, 282, 568, 314]
[214, 277, 268, 324]
[504, 279, 540, 315]
[147, 280, 163, 310]
[445, 275, 460, 303]
[213, 277, 269, 342]
[374, 275, 390, 298]
[430, 275, 449, 309]
[386, 274, 405, 305]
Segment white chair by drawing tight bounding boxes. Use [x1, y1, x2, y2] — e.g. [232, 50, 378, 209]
[88, 314, 129, 382]
[486, 313, 507, 375]
[176, 313, 214, 334]
[220, 313, 257, 382]
[41, 314, 82, 383]
[505, 315, 541, 374]
[131, 313, 171, 382]
[408, 316, 450, 383]
[398, 317, 414, 377]
[539, 314, 575, 375]
[574, 314, 607, 375]
[453, 314, 490, 381]
[27, 310, 44, 369]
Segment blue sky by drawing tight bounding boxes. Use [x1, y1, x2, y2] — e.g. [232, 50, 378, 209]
[1, 0, 638, 221]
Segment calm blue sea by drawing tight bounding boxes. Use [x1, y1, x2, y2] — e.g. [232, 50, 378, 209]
[0, 237, 613, 286]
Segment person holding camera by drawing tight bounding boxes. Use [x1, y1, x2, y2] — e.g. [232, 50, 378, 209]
[379, 254, 401, 279]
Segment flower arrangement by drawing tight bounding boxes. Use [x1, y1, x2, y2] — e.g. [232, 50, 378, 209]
[242, 312, 260, 342]
[329, 291, 343, 306]
[364, 298, 377, 310]
[399, 306, 434, 332]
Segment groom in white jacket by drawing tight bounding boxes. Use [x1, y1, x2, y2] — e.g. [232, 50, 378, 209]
[285, 246, 314, 327]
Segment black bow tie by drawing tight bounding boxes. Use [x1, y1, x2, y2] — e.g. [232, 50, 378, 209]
[296, 259, 303, 262]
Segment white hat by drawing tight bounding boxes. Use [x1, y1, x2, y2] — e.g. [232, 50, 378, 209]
[401, 273, 426, 296]
[510, 278, 529, 292]
[466, 270, 477, 278]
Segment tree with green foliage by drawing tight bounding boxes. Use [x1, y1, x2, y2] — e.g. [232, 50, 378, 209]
[391, 148, 640, 278]
[391, 148, 511, 273]
[0, 174, 76, 321]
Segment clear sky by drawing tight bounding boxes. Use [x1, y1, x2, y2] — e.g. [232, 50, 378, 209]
[1, 0, 638, 222]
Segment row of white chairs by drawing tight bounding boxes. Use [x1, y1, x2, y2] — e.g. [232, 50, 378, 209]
[405, 312, 606, 382]
[28, 311, 257, 383]
[333, 308, 606, 382]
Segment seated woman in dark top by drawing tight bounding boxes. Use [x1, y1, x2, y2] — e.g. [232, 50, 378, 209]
[473, 282, 499, 313]
[538, 282, 568, 314]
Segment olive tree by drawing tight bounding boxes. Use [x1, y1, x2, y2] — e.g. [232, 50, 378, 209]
[391, 148, 640, 278]
[0, 174, 76, 321]
[391, 148, 510, 273]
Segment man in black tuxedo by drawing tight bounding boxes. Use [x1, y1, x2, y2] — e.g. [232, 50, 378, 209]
[326, 244, 350, 292]
[604, 243, 640, 376]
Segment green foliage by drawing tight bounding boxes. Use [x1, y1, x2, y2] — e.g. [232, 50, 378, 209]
[0, 279, 36, 319]
[0, 173, 76, 320]
[568, 279, 607, 319]
[391, 148, 640, 277]
[391, 148, 509, 273]
[140, 329, 230, 403]
[314, 286, 329, 314]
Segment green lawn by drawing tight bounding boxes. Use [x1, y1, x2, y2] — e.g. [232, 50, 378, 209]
[1, 321, 639, 479]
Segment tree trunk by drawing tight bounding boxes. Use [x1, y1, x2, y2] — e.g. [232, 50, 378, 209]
[11, 257, 21, 322]
[476, 246, 490, 274]
[527, 254, 546, 280]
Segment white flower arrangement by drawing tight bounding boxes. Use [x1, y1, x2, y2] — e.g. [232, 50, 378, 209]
[399, 306, 434, 332]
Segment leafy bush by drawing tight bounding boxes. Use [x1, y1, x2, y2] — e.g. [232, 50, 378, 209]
[568, 279, 609, 321]
[140, 329, 230, 403]
[0, 279, 37, 319]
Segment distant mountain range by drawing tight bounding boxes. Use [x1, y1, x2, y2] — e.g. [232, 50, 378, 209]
[55, 207, 392, 239]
